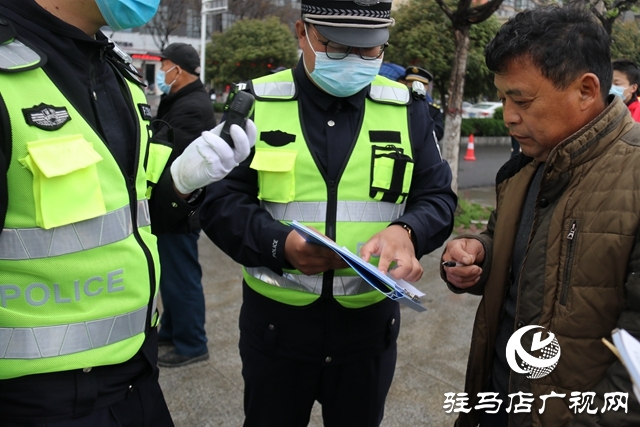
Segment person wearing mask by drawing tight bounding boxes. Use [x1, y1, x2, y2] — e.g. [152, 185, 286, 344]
[152, 43, 216, 367]
[611, 58, 640, 122]
[441, 5, 640, 426]
[402, 66, 445, 141]
[0, 0, 255, 425]
[200, 0, 456, 425]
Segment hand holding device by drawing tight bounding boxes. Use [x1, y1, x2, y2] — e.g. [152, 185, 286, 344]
[220, 90, 255, 148]
[171, 119, 257, 195]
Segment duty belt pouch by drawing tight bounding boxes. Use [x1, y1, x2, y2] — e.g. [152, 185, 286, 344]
[370, 145, 414, 203]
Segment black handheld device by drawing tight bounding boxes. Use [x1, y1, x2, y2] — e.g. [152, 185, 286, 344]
[221, 90, 255, 148]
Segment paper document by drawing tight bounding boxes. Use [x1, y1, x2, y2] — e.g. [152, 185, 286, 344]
[288, 220, 427, 312]
[604, 329, 640, 402]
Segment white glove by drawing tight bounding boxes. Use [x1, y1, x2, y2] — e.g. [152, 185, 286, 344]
[170, 119, 257, 195]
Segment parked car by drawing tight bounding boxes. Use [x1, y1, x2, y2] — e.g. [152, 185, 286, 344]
[464, 102, 502, 119]
[461, 101, 473, 118]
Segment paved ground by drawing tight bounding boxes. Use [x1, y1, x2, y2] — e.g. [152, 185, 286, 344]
[154, 120, 509, 426]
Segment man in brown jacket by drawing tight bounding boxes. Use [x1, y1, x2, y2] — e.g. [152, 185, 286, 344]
[442, 5, 640, 427]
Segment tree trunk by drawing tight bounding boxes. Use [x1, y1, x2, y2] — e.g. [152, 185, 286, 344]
[441, 27, 470, 194]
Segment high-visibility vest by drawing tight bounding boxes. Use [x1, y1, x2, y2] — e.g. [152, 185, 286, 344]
[244, 71, 414, 309]
[0, 65, 170, 379]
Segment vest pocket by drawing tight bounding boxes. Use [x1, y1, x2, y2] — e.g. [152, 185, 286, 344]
[250, 148, 297, 203]
[19, 134, 106, 229]
[370, 145, 414, 203]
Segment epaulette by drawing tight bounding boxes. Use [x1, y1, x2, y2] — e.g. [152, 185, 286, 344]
[0, 17, 46, 72]
[430, 102, 441, 110]
[104, 37, 145, 87]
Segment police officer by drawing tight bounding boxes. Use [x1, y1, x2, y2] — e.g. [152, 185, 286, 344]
[0, 0, 255, 425]
[403, 66, 445, 141]
[200, 0, 456, 425]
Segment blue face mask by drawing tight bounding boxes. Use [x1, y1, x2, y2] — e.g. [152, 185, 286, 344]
[155, 66, 177, 95]
[610, 84, 628, 100]
[95, 0, 160, 31]
[304, 31, 382, 98]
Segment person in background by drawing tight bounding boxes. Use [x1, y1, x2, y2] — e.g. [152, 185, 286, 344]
[611, 58, 640, 122]
[441, 5, 640, 426]
[200, 0, 456, 425]
[402, 66, 444, 141]
[0, 0, 255, 425]
[152, 43, 216, 367]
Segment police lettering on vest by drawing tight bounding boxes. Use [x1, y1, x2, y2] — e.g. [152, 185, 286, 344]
[0, 269, 124, 307]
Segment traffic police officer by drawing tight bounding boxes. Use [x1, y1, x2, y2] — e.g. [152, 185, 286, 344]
[403, 66, 445, 141]
[200, 0, 456, 425]
[0, 0, 255, 425]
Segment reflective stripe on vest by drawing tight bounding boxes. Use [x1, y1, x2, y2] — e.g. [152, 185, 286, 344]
[261, 200, 405, 222]
[252, 80, 296, 99]
[0, 200, 150, 260]
[245, 267, 372, 296]
[368, 85, 411, 104]
[0, 304, 150, 359]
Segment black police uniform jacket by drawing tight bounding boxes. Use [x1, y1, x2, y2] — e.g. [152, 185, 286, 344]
[0, 0, 199, 421]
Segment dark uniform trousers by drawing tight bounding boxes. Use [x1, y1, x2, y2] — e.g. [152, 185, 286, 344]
[1, 328, 174, 427]
[239, 281, 400, 427]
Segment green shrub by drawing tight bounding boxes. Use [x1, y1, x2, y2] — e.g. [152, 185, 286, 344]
[460, 118, 510, 136]
[493, 107, 503, 121]
[454, 198, 493, 231]
[460, 119, 475, 137]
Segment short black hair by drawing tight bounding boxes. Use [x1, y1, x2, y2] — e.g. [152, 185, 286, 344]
[485, 5, 612, 100]
[612, 58, 640, 94]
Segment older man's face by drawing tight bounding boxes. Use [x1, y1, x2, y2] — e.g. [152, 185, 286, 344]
[495, 56, 592, 162]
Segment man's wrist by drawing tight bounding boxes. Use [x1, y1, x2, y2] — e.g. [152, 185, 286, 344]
[393, 222, 416, 248]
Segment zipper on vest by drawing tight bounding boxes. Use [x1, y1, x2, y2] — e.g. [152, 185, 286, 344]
[560, 220, 578, 306]
[326, 180, 338, 240]
[118, 71, 158, 328]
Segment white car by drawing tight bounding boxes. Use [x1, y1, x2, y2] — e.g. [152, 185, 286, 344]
[464, 102, 502, 119]
[461, 101, 473, 118]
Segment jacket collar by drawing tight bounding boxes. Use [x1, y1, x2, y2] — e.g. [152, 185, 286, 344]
[542, 95, 635, 178]
[161, 79, 204, 103]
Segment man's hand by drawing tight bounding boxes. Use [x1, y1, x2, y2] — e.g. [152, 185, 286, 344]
[284, 230, 348, 275]
[360, 225, 423, 282]
[442, 238, 485, 289]
[170, 119, 257, 195]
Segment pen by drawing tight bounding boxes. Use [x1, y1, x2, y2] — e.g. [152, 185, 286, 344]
[442, 260, 465, 267]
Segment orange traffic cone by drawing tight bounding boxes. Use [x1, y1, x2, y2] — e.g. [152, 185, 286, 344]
[464, 134, 476, 161]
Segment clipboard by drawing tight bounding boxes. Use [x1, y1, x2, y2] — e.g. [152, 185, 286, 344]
[288, 220, 427, 312]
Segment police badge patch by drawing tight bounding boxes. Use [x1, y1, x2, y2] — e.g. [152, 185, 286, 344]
[23, 103, 71, 130]
[137, 103, 153, 121]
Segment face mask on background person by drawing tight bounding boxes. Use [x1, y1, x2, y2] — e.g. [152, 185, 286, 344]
[304, 30, 382, 98]
[95, 0, 160, 31]
[610, 84, 628, 101]
[156, 66, 178, 95]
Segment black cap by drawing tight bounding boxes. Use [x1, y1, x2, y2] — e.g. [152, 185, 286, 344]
[302, 0, 394, 48]
[159, 43, 201, 76]
[404, 66, 433, 84]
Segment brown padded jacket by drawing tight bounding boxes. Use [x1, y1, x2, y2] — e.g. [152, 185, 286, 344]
[447, 97, 640, 426]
